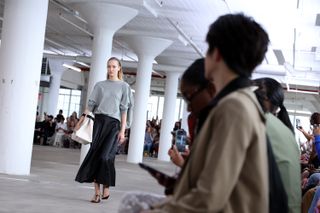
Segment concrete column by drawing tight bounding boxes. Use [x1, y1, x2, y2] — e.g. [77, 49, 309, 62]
[181, 101, 189, 134]
[79, 72, 89, 114]
[72, 2, 138, 163]
[158, 72, 181, 161]
[122, 35, 172, 163]
[0, 0, 48, 175]
[47, 59, 65, 116]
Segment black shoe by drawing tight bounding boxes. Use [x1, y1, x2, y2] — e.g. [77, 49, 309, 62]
[101, 195, 110, 200]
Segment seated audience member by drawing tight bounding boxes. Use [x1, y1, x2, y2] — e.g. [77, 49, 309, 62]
[144, 126, 154, 156]
[66, 112, 79, 148]
[254, 77, 301, 213]
[158, 13, 269, 212]
[120, 13, 270, 213]
[302, 186, 319, 213]
[34, 118, 44, 144]
[298, 113, 320, 169]
[309, 184, 320, 213]
[168, 58, 215, 167]
[53, 116, 68, 147]
[117, 128, 130, 154]
[253, 77, 294, 132]
[119, 58, 215, 213]
[304, 117, 320, 212]
[41, 115, 56, 145]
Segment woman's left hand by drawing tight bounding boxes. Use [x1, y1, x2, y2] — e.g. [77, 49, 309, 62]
[117, 131, 125, 144]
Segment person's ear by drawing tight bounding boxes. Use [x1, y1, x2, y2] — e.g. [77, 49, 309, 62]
[213, 48, 222, 62]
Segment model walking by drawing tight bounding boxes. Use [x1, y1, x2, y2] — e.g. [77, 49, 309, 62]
[75, 57, 133, 203]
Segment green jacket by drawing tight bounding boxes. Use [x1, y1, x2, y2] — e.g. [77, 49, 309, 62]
[266, 113, 301, 213]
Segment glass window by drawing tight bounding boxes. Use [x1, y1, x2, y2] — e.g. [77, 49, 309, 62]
[147, 96, 159, 120]
[145, 95, 186, 123]
[57, 88, 82, 117]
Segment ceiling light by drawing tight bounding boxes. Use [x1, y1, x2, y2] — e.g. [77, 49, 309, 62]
[286, 77, 318, 94]
[45, 38, 65, 49]
[63, 63, 81, 72]
[178, 34, 188, 46]
[287, 109, 312, 115]
[43, 49, 57, 55]
[74, 60, 90, 68]
[287, 89, 319, 95]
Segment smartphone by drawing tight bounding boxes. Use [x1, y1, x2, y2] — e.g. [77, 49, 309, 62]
[138, 163, 169, 178]
[296, 119, 302, 129]
[175, 129, 187, 152]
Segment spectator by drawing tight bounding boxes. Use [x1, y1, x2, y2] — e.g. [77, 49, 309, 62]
[144, 126, 154, 156]
[169, 58, 215, 167]
[149, 13, 269, 212]
[253, 77, 294, 132]
[254, 77, 301, 213]
[53, 116, 68, 147]
[41, 115, 56, 145]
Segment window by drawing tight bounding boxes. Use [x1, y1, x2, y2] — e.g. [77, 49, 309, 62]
[146, 95, 184, 122]
[57, 88, 81, 117]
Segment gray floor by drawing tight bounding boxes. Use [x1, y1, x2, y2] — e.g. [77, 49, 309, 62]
[0, 145, 177, 213]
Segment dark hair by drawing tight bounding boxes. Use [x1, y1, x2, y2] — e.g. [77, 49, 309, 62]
[253, 77, 294, 132]
[310, 113, 320, 125]
[181, 58, 209, 88]
[206, 13, 269, 77]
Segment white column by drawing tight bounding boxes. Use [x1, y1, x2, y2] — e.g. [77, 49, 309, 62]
[158, 72, 181, 161]
[127, 55, 154, 162]
[87, 29, 113, 95]
[72, 2, 138, 164]
[47, 59, 65, 116]
[79, 72, 89, 114]
[0, 0, 49, 175]
[123, 35, 173, 163]
[181, 102, 189, 133]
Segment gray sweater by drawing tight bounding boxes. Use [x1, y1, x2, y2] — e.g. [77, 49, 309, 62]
[88, 79, 134, 128]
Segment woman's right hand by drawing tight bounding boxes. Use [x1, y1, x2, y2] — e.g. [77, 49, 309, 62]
[74, 110, 90, 131]
[83, 109, 90, 115]
[168, 145, 185, 167]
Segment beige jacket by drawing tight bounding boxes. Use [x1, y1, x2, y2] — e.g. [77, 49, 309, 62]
[152, 88, 269, 213]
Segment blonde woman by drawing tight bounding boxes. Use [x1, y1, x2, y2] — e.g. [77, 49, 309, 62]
[75, 57, 133, 203]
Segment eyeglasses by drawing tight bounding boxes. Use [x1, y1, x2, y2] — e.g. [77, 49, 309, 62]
[182, 87, 206, 104]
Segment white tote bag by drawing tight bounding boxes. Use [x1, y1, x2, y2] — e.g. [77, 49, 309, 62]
[71, 113, 94, 145]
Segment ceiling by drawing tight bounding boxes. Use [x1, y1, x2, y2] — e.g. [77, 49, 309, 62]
[1, 0, 320, 114]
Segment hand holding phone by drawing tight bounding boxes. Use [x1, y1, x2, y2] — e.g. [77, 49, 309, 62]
[296, 119, 302, 129]
[138, 163, 176, 188]
[168, 145, 185, 167]
[174, 129, 187, 152]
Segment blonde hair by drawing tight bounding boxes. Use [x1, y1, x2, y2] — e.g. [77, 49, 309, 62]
[107, 57, 123, 80]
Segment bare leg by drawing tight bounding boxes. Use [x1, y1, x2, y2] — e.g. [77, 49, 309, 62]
[94, 182, 100, 195]
[102, 185, 110, 199]
[90, 182, 101, 203]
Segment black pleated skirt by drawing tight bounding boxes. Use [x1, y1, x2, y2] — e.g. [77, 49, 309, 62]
[75, 114, 120, 186]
